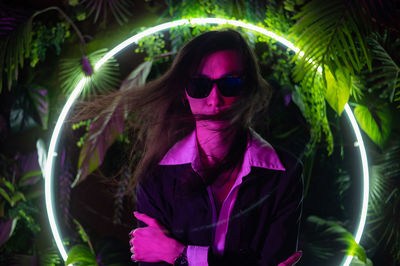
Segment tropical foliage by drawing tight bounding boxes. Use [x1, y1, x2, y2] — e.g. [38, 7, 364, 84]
[0, 0, 399, 265]
[368, 142, 400, 262]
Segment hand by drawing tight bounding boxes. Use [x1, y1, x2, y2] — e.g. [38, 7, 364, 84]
[277, 251, 302, 266]
[130, 211, 185, 264]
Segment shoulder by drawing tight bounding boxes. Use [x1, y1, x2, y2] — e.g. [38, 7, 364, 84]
[272, 147, 304, 198]
[274, 146, 303, 174]
[248, 129, 302, 173]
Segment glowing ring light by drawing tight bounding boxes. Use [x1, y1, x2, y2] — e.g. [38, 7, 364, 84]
[44, 18, 369, 265]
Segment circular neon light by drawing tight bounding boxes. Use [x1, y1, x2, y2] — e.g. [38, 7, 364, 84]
[44, 18, 369, 265]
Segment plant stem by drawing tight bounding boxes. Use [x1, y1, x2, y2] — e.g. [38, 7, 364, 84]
[32, 6, 86, 45]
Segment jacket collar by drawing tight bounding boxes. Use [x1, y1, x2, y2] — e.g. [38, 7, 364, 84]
[159, 129, 286, 172]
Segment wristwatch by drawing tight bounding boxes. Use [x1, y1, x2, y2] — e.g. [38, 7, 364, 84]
[174, 246, 188, 266]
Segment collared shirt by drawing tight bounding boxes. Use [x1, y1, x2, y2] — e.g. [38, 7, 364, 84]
[159, 129, 286, 265]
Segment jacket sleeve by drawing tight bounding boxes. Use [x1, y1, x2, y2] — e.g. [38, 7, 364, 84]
[208, 162, 304, 266]
[135, 178, 171, 266]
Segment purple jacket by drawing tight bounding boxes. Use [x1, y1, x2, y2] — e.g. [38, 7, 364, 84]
[135, 130, 303, 265]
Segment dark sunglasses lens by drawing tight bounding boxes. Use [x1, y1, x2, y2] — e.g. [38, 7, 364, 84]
[218, 77, 243, 97]
[187, 78, 212, 98]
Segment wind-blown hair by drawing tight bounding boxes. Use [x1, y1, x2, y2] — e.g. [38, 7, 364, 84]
[74, 29, 273, 191]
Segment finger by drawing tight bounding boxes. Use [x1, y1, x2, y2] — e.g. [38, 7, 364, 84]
[278, 251, 302, 266]
[134, 211, 162, 228]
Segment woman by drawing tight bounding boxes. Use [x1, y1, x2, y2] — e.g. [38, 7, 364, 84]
[126, 30, 303, 265]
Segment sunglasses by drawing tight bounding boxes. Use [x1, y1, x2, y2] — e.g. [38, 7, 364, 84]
[186, 75, 244, 98]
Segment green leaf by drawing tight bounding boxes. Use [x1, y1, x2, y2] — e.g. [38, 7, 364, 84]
[349, 257, 373, 266]
[2, 178, 15, 193]
[19, 170, 42, 187]
[289, 0, 372, 115]
[325, 68, 351, 115]
[10, 192, 26, 206]
[66, 244, 98, 265]
[73, 219, 91, 245]
[354, 104, 391, 148]
[305, 215, 368, 263]
[0, 187, 13, 206]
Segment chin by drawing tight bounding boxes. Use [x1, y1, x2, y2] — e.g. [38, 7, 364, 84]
[198, 120, 231, 130]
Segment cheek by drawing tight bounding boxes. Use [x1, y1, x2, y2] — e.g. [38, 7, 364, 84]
[223, 96, 240, 106]
[187, 98, 206, 114]
[185, 91, 206, 114]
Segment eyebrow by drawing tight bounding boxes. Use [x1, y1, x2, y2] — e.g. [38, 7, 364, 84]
[195, 71, 243, 78]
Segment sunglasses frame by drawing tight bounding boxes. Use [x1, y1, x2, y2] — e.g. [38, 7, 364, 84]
[186, 74, 245, 99]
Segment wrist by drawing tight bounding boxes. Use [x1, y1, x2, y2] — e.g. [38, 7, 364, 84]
[173, 245, 188, 266]
[165, 239, 185, 264]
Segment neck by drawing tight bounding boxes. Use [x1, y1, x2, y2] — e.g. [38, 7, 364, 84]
[195, 121, 235, 168]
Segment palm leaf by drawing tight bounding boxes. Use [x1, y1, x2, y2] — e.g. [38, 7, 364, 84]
[81, 0, 133, 25]
[367, 32, 400, 103]
[60, 48, 121, 100]
[368, 142, 400, 263]
[0, 8, 34, 93]
[290, 0, 373, 90]
[303, 215, 368, 263]
[290, 0, 373, 114]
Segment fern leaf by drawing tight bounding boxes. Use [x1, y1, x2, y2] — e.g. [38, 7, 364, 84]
[290, 0, 372, 83]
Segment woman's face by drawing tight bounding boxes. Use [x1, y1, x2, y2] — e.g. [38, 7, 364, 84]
[186, 50, 243, 117]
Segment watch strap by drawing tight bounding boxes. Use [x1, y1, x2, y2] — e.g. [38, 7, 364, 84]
[174, 246, 188, 266]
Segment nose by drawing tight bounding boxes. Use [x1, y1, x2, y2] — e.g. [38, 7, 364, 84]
[206, 83, 223, 107]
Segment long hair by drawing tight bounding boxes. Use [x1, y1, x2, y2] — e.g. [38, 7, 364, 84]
[73, 29, 273, 192]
